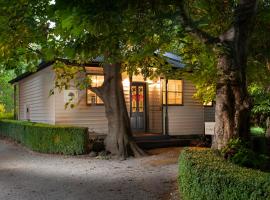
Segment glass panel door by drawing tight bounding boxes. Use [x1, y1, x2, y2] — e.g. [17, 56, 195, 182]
[130, 83, 146, 132]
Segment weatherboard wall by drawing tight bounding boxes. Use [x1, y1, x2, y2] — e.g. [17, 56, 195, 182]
[18, 66, 55, 124]
[54, 89, 109, 134]
[53, 69, 162, 134]
[16, 65, 214, 136]
[166, 80, 205, 135]
[53, 67, 107, 134]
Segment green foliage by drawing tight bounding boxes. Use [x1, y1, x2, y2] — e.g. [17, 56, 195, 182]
[251, 126, 266, 136]
[0, 112, 14, 120]
[178, 148, 270, 200]
[248, 1, 270, 74]
[183, 0, 235, 36]
[0, 0, 181, 104]
[179, 36, 217, 103]
[249, 84, 270, 127]
[0, 120, 89, 155]
[221, 138, 269, 170]
[0, 0, 50, 72]
[49, 1, 179, 64]
[249, 84, 270, 117]
[0, 71, 15, 112]
[0, 104, 5, 113]
[176, 0, 270, 104]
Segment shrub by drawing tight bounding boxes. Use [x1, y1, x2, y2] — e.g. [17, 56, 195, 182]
[0, 120, 89, 155]
[0, 104, 5, 113]
[0, 112, 14, 120]
[221, 138, 269, 170]
[178, 148, 270, 200]
[251, 126, 265, 136]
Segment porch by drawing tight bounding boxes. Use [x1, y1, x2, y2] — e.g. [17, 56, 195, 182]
[85, 67, 183, 136]
[134, 134, 203, 149]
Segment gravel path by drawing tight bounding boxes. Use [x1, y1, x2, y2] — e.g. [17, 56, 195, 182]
[0, 139, 181, 200]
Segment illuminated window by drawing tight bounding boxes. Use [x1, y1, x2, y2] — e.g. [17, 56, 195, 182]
[162, 79, 183, 105]
[87, 75, 104, 105]
[203, 101, 213, 106]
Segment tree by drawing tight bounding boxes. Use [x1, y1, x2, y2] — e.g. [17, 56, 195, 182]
[249, 84, 270, 126]
[174, 0, 270, 149]
[0, 0, 177, 158]
[0, 71, 15, 113]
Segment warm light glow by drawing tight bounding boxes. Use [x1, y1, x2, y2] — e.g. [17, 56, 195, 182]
[146, 79, 154, 84]
[147, 78, 161, 89]
[147, 78, 160, 84]
[122, 78, 130, 87]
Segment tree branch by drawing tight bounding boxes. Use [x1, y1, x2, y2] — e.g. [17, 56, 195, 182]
[177, 1, 220, 44]
[88, 85, 104, 100]
[26, 46, 44, 57]
[219, 1, 257, 43]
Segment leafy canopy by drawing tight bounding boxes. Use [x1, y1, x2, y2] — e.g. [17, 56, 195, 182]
[0, 0, 183, 90]
[175, 0, 270, 103]
[0, 71, 15, 112]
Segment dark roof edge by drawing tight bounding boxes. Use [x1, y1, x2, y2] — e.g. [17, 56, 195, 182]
[9, 56, 184, 84]
[9, 59, 101, 84]
[9, 61, 55, 84]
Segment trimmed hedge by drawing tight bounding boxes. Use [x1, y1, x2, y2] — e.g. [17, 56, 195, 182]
[0, 120, 89, 155]
[178, 148, 270, 200]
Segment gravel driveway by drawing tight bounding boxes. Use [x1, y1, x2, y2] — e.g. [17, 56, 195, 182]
[0, 139, 181, 200]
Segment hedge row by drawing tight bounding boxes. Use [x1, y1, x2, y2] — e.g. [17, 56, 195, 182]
[0, 120, 89, 155]
[178, 148, 270, 200]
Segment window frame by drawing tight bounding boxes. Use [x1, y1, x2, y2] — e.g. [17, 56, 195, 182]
[162, 78, 184, 106]
[86, 73, 104, 106]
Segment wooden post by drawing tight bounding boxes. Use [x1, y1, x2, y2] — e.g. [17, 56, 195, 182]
[13, 84, 17, 120]
[129, 75, 132, 116]
[165, 79, 169, 135]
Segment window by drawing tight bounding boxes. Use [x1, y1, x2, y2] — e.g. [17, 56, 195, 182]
[87, 75, 104, 105]
[203, 101, 213, 106]
[162, 79, 183, 105]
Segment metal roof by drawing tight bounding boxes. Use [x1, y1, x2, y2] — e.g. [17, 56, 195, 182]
[163, 52, 185, 68]
[9, 52, 184, 84]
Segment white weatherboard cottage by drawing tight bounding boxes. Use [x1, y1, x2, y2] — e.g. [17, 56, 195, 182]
[10, 54, 215, 137]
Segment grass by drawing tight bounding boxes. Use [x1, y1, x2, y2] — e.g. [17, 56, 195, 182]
[250, 126, 265, 136]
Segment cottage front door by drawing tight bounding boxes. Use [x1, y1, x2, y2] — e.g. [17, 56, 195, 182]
[130, 82, 146, 132]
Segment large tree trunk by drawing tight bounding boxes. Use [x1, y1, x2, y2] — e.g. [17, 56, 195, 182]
[96, 63, 145, 159]
[178, 0, 257, 149]
[212, 0, 257, 149]
[213, 53, 251, 149]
